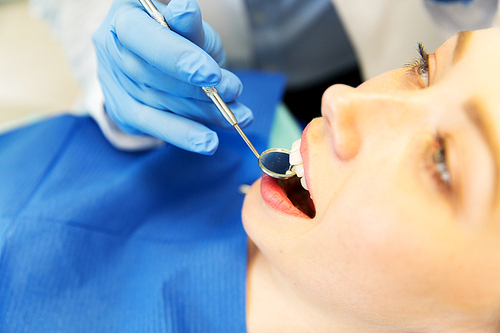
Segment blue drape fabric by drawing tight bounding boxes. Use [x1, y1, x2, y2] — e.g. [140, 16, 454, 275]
[0, 71, 286, 332]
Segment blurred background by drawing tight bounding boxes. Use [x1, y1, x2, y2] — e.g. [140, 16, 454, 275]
[0, 0, 80, 132]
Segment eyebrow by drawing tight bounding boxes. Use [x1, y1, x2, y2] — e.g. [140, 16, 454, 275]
[463, 99, 500, 206]
[453, 30, 473, 64]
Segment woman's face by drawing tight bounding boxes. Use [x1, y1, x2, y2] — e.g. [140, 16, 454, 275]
[242, 28, 500, 330]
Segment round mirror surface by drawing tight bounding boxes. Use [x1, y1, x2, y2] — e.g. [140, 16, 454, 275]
[258, 148, 296, 179]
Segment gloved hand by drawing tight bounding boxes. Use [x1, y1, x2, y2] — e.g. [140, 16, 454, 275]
[93, 0, 253, 154]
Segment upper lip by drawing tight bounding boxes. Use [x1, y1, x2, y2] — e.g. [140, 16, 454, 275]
[299, 122, 314, 200]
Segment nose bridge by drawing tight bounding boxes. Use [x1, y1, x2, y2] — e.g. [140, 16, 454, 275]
[322, 84, 409, 126]
[321, 84, 423, 161]
[321, 84, 361, 161]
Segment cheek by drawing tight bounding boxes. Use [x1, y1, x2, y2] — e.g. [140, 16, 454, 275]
[314, 159, 497, 315]
[298, 155, 455, 306]
[297, 194, 435, 320]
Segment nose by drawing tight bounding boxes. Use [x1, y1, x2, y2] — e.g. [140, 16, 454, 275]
[321, 84, 361, 161]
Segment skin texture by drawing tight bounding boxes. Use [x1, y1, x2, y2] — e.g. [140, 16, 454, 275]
[243, 28, 500, 332]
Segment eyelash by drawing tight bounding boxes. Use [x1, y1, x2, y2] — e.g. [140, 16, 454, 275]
[404, 45, 451, 194]
[431, 135, 452, 192]
[405, 43, 430, 87]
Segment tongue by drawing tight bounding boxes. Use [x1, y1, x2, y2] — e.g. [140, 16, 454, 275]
[277, 178, 316, 218]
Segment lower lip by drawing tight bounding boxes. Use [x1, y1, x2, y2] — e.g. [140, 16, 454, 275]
[260, 174, 309, 218]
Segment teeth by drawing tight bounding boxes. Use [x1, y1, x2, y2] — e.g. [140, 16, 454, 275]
[294, 164, 304, 178]
[289, 139, 302, 166]
[289, 139, 308, 191]
[300, 177, 308, 191]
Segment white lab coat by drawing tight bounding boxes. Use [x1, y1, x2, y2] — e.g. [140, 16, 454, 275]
[333, 0, 446, 79]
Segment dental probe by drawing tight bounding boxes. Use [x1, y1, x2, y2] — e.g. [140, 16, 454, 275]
[138, 0, 260, 159]
[138, 0, 296, 179]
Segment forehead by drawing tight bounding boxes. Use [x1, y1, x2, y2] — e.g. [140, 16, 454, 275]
[465, 29, 500, 138]
[453, 28, 500, 85]
[444, 29, 500, 121]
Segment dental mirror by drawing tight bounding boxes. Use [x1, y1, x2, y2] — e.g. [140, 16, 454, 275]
[258, 148, 296, 179]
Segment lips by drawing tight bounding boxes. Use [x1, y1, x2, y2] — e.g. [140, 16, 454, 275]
[260, 175, 314, 218]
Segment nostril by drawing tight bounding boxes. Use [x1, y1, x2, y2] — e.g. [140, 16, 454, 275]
[321, 84, 361, 161]
[333, 112, 361, 161]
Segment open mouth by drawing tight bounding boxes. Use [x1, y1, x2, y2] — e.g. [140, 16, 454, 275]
[277, 177, 316, 218]
[259, 138, 316, 218]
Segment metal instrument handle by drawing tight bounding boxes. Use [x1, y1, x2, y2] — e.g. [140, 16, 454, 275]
[138, 0, 261, 159]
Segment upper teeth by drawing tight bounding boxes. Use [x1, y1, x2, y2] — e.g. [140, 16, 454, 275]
[289, 139, 309, 191]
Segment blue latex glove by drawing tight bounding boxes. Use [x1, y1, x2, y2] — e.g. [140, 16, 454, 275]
[93, 0, 253, 154]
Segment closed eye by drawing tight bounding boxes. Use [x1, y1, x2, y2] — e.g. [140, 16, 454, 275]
[432, 135, 452, 193]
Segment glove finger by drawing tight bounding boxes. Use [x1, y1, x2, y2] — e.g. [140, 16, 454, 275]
[99, 42, 251, 131]
[122, 82, 253, 129]
[113, 0, 221, 86]
[158, 0, 226, 65]
[110, 37, 242, 100]
[100, 66, 219, 155]
[132, 102, 219, 155]
[146, 0, 227, 66]
[216, 69, 244, 101]
[202, 22, 226, 65]
[158, 0, 204, 47]
[151, 0, 226, 64]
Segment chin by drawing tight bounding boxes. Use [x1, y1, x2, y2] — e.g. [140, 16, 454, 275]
[241, 178, 264, 239]
[242, 177, 318, 259]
